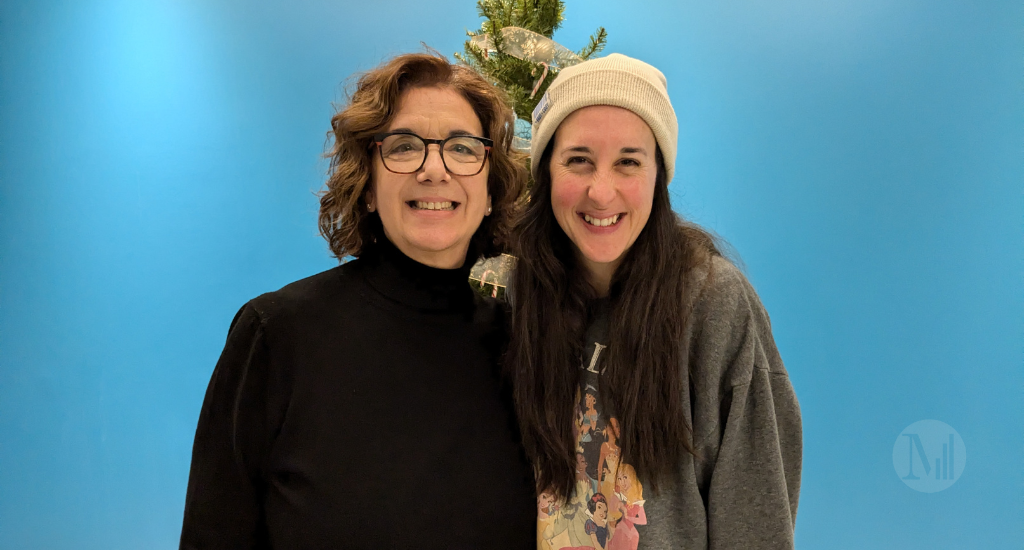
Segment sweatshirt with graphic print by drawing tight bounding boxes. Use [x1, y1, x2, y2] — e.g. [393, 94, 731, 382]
[536, 256, 802, 550]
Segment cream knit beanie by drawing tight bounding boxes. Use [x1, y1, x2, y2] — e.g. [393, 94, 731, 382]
[530, 53, 678, 183]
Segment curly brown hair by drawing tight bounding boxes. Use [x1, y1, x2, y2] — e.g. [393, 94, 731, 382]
[319, 52, 527, 261]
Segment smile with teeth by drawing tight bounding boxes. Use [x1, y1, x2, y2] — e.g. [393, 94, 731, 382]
[582, 213, 622, 227]
[410, 201, 457, 211]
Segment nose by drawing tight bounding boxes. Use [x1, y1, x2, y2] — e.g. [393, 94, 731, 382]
[587, 169, 616, 206]
[417, 144, 450, 184]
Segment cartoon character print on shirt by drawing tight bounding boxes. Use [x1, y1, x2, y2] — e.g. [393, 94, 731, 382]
[579, 388, 600, 444]
[538, 333, 648, 550]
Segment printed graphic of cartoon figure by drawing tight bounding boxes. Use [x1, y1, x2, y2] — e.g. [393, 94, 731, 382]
[573, 389, 584, 451]
[608, 464, 647, 550]
[585, 493, 613, 549]
[537, 490, 559, 550]
[575, 451, 598, 500]
[579, 389, 600, 443]
[597, 418, 621, 505]
[545, 452, 602, 549]
[549, 495, 591, 548]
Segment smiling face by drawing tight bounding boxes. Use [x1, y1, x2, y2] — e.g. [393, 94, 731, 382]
[616, 469, 632, 493]
[576, 453, 588, 474]
[548, 105, 658, 295]
[367, 86, 491, 268]
[538, 491, 555, 514]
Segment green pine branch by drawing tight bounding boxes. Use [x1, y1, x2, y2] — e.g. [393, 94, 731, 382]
[577, 27, 607, 60]
[458, 0, 607, 129]
[476, 0, 565, 37]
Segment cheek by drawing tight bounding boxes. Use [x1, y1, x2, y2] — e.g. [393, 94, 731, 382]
[550, 177, 582, 219]
[473, 167, 490, 201]
[459, 171, 490, 214]
[371, 169, 400, 207]
[474, 174, 491, 205]
[624, 179, 655, 218]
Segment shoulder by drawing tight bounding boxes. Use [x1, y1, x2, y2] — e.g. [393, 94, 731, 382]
[687, 255, 752, 303]
[688, 256, 769, 331]
[247, 263, 358, 328]
[685, 255, 788, 382]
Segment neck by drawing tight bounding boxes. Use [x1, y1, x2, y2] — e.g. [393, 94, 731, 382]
[582, 260, 617, 298]
[357, 236, 476, 311]
[381, 227, 471, 269]
[404, 247, 468, 269]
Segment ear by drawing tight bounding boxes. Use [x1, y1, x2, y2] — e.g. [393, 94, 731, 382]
[365, 189, 376, 212]
[485, 194, 493, 216]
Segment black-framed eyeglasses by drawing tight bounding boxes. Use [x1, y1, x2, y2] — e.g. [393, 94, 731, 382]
[373, 132, 493, 177]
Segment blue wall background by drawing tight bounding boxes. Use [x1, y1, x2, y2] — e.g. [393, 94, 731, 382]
[1, 1, 1020, 548]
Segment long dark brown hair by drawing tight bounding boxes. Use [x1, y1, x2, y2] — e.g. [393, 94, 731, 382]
[506, 143, 720, 500]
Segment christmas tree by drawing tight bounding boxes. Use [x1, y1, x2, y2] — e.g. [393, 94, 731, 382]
[462, 0, 608, 299]
[456, 0, 607, 146]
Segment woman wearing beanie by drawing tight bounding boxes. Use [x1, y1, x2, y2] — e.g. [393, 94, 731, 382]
[179, 53, 537, 549]
[506, 53, 802, 549]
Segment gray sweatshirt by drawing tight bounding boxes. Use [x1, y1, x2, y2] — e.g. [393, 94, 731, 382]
[537, 256, 802, 550]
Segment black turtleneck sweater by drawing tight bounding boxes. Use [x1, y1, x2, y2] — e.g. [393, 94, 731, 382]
[180, 240, 537, 549]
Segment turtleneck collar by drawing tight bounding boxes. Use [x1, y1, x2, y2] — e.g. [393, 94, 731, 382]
[356, 236, 477, 312]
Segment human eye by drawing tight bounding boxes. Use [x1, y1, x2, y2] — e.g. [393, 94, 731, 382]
[382, 135, 423, 158]
[388, 144, 415, 157]
[445, 137, 484, 159]
[562, 156, 595, 174]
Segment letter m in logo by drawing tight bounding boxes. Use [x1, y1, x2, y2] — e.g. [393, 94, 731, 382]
[901, 433, 931, 480]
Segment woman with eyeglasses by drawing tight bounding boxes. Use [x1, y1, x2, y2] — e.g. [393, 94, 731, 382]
[180, 53, 536, 549]
[507, 54, 802, 549]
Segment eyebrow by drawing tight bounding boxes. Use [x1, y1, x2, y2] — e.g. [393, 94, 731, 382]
[621, 147, 648, 156]
[560, 145, 648, 156]
[389, 128, 477, 138]
[562, 146, 592, 154]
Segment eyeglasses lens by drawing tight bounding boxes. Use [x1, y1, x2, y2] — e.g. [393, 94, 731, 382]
[380, 134, 486, 176]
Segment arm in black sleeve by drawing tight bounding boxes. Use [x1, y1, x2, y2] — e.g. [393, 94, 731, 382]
[180, 303, 270, 550]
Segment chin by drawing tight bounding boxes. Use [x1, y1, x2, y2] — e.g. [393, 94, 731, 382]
[408, 233, 468, 255]
[412, 222, 474, 244]
[578, 245, 627, 266]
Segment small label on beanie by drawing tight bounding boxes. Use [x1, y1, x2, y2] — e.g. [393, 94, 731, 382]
[532, 92, 550, 124]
